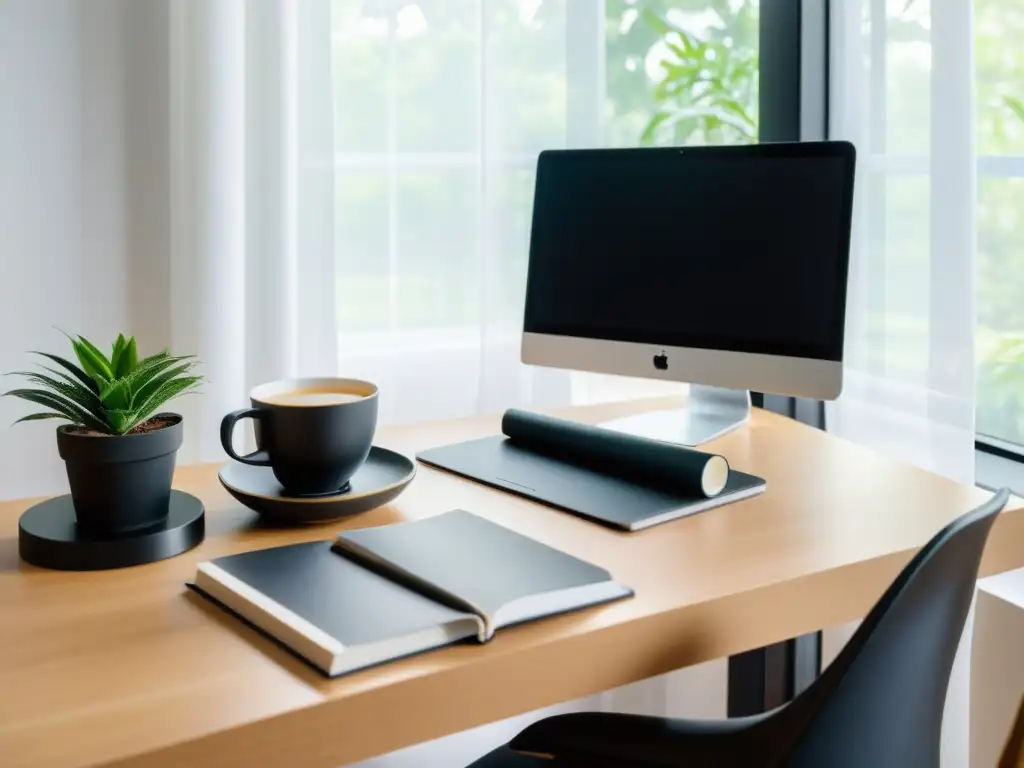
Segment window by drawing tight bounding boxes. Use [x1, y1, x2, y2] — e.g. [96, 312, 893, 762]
[831, 1, 1024, 454]
[976, 1, 1024, 450]
[329, 1, 760, 340]
[605, 0, 758, 148]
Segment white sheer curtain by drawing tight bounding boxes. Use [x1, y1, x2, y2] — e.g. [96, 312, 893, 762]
[325, 0, 609, 426]
[0, 0, 342, 495]
[169, 0, 340, 461]
[0, 0, 666, 499]
[829, 3, 977, 765]
[828, 0, 976, 485]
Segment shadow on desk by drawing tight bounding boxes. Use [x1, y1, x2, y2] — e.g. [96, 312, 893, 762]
[208, 501, 407, 539]
[0, 535, 19, 573]
[183, 588, 327, 689]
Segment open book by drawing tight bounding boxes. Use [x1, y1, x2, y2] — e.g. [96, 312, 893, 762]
[191, 510, 632, 677]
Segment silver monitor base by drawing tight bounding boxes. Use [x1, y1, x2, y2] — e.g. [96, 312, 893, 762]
[600, 385, 751, 446]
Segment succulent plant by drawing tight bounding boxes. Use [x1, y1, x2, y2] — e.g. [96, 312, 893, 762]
[4, 333, 202, 435]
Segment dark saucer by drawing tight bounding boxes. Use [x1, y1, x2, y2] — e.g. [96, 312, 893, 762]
[283, 481, 352, 499]
[218, 446, 416, 524]
[19, 490, 205, 571]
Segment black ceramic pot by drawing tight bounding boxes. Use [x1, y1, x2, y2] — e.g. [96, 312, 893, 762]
[56, 413, 183, 535]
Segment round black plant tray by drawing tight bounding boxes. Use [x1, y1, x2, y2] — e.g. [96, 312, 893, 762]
[19, 490, 205, 571]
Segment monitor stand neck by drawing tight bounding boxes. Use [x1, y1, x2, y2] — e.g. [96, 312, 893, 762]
[599, 385, 751, 447]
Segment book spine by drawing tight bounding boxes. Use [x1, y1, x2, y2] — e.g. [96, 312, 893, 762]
[332, 539, 492, 640]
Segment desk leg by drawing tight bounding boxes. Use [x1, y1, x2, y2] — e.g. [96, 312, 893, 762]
[735, 394, 824, 716]
[727, 632, 821, 716]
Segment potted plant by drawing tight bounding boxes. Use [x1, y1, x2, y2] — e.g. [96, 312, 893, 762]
[4, 334, 202, 535]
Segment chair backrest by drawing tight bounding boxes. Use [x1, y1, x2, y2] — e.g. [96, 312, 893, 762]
[782, 487, 1010, 768]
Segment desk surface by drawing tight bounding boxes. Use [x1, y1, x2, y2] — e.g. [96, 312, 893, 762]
[2, 398, 1024, 768]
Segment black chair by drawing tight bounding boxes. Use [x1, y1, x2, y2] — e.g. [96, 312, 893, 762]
[469, 487, 1010, 768]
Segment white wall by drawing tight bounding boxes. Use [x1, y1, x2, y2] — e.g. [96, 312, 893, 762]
[0, 0, 170, 500]
[972, 570, 1024, 767]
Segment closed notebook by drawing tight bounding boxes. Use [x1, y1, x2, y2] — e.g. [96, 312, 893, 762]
[191, 510, 631, 677]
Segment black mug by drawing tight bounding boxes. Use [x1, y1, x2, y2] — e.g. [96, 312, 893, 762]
[220, 377, 378, 496]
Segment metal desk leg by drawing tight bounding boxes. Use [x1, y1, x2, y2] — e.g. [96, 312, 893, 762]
[727, 632, 822, 716]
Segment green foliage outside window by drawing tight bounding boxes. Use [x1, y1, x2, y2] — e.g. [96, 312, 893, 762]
[975, 1, 1024, 443]
[636, 7, 756, 146]
[604, 0, 758, 148]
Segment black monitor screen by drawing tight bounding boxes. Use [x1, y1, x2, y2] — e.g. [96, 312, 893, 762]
[523, 143, 854, 361]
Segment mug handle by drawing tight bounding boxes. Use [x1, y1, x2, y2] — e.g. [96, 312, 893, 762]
[220, 408, 272, 466]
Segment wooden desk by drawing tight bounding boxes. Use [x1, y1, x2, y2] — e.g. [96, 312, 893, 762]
[3, 398, 1024, 768]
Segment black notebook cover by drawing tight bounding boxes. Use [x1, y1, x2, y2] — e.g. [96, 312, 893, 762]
[192, 541, 480, 676]
[192, 513, 632, 677]
[335, 510, 631, 635]
[202, 542, 472, 646]
[417, 436, 765, 531]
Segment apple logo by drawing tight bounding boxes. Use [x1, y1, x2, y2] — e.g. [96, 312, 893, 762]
[653, 351, 668, 370]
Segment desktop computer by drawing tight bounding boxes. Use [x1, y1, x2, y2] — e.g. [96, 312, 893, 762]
[521, 141, 856, 445]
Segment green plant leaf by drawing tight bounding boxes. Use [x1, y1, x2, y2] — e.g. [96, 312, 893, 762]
[105, 409, 140, 435]
[13, 412, 69, 425]
[72, 340, 113, 385]
[99, 377, 132, 412]
[665, 42, 689, 63]
[3, 388, 108, 432]
[115, 336, 138, 378]
[652, 80, 675, 102]
[667, 105, 756, 136]
[639, 9, 758, 148]
[13, 335, 203, 434]
[133, 376, 202, 424]
[713, 93, 756, 125]
[76, 336, 111, 368]
[8, 370, 107, 422]
[38, 365, 104, 402]
[30, 352, 99, 393]
[1005, 96, 1024, 125]
[132, 353, 192, 381]
[139, 348, 170, 367]
[111, 334, 126, 374]
[126, 357, 196, 408]
[131, 365, 198, 415]
[665, 30, 701, 63]
[639, 111, 674, 145]
[640, 8, 677, 37]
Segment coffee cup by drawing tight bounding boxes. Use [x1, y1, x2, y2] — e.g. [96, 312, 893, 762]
[220, 377, 378, 496]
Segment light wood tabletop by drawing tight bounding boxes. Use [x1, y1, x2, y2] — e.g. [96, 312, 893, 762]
[2, 397, 1023, 768]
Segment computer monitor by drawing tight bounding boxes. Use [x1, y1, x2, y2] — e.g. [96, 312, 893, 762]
[521, 141, 855, 445]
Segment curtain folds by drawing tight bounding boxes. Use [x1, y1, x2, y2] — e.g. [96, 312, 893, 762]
[0, 0, 677, 497]
[828, 4, 978, 765]
[169, 0, 338, 462]
[828, 0, 977, 485]
[0, 0, 342, 491]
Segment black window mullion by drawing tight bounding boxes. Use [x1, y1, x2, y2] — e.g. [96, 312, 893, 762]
[730, 0, 829, 718]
